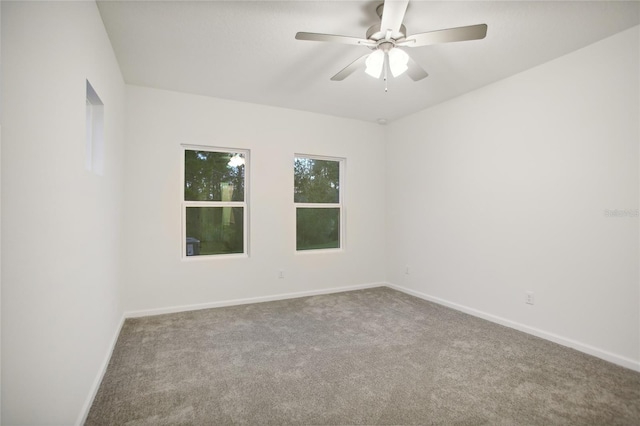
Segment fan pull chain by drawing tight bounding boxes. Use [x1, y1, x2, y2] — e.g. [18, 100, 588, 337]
[383, 60, 388, 92]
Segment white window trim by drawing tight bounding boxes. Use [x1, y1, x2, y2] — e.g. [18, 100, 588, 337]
[181, 144, 249, 260]
[294, 154, 345, 254]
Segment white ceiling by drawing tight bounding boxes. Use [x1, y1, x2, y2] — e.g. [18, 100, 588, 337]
[97, 0, 640, 123]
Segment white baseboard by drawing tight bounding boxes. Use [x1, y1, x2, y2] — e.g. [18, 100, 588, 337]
[76, 312, 126, 426]
[124, 282, 385, 318]
[386, 282, 640, 373]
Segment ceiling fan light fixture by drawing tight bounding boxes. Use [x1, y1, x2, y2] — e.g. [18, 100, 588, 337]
[365, 50, 385, 78]
[388, 47, 409, 77]
[295, 0, 487, 83]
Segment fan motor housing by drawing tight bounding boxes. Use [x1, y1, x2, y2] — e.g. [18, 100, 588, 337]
[366, 23, 407, 42]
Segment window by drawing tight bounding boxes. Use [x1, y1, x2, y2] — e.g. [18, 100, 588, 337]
[182, 146, 248, 258]
[86, 80, 104, 175]
[294, 155, 343, 251]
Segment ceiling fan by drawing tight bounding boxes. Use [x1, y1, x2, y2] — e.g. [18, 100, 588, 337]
[295, 0, 487, 83]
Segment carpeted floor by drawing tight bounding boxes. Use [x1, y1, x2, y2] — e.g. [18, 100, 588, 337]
[86, 287, 640, 425]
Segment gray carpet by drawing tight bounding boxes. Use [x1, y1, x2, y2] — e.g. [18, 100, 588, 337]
[86, 287, 640, 425]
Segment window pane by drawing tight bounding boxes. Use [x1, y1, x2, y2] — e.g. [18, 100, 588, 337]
[294, 158, 339, 203]
[185, 150, 245, 202]
[296, 208, 340, 250]
[186, 207, 244, 256]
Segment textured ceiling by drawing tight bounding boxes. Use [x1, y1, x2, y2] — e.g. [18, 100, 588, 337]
[97, 0, 640, 123]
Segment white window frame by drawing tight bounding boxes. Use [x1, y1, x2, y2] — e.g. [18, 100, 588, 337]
[294, 154, 345, 253]
[181, 144, 249, 260]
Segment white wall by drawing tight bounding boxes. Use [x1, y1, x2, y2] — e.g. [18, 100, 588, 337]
[0, 113, 2, 422]
[123, 86, 386, 314]
[1, 1, 126, 424]
[386, 26, 640, 369]
[0, 1, 636, 422]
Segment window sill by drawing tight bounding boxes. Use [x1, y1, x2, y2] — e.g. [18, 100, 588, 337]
[295, 248, 344, 255]
[181, 253, 249, 261]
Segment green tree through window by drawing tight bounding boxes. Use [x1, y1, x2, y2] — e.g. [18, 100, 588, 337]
[183, 148, 247, 257]
[294, 156, 343, 251]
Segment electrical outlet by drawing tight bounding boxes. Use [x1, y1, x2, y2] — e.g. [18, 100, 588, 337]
[278, 270, 285, 279]
[525, 291, 534, 305]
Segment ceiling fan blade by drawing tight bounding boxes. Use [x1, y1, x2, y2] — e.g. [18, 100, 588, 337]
[295, 32, 374, 46]
[380, 0, 409, 37]
[402, 24, 488, 47]
[330, 54, 369, 81]
[406, 56, 428, 81]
